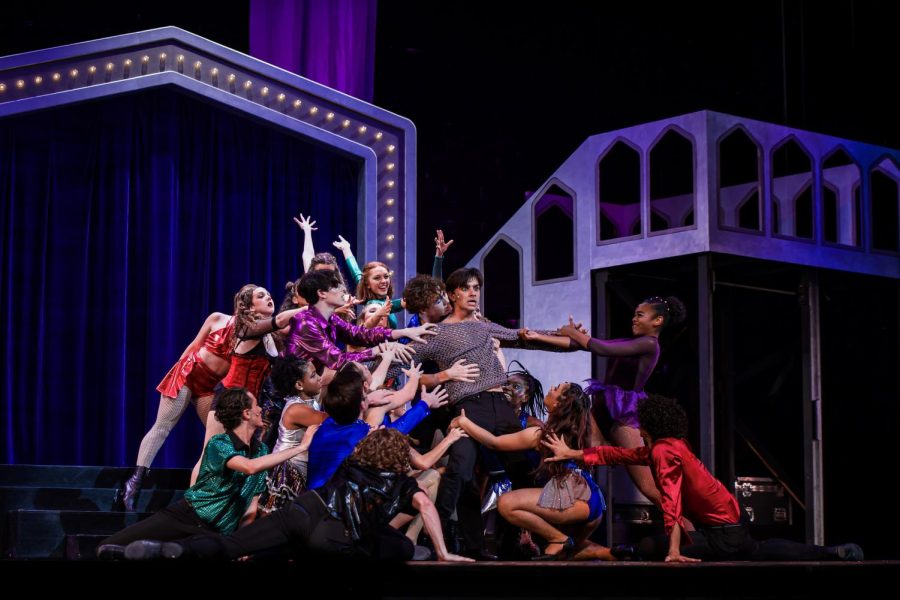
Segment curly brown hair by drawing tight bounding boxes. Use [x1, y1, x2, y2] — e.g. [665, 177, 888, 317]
[351, 428, 411, 473]
[402, 274, 445, 315]
[214, 387, 253, 430]
[536, 383, 592, 481]
[356, 261, 394, 302]
[228, 284, 262, 348]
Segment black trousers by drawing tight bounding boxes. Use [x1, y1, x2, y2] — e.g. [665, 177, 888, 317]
[638, 523, 831, 561]
[435, 391, 533, 551]
[101, 500, 218, 546]
[177, 491, 415, 561]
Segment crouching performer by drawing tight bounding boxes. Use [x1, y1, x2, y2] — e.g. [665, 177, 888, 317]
[97, 388, 313, 558]
[118, 429, 473, 563]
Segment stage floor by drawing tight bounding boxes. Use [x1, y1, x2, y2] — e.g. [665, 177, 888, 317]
[3, 558, 897, 598]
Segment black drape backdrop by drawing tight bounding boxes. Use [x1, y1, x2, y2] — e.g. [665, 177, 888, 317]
[1, 88, 359, 467]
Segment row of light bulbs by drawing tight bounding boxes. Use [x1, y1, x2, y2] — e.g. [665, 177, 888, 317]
[1, 50, 403, 263]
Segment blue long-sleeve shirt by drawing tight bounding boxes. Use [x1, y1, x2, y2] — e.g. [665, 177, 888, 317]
[306, 401, 430, 488]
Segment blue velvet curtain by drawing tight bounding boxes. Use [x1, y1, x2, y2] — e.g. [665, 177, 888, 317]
[0, 88, 359, 467]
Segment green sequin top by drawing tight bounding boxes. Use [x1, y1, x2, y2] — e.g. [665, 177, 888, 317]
[183, 431, 268, 535]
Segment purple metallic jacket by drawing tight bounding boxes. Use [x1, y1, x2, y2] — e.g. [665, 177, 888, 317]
[285, 306, 392, 371]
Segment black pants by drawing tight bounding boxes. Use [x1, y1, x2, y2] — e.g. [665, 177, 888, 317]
[638, 524, 832, 561]
[407, 405, 451, 454]
[101, 500, 218, 546]
[177, 491, 415, 561]
[435, 391, 533, 551]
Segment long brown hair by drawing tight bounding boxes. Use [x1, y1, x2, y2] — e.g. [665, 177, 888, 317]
[229, 283, 262, 348]
[536, 383, 592, 481]
[356, 261, 394, 301]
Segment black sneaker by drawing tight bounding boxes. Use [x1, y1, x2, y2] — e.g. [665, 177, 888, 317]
[124, 540, 184, 560]
[462, 547, 498, 561]
[610, 543, 641, 561]
[834, 543, 864, 561]
[96, 544, 126, 560]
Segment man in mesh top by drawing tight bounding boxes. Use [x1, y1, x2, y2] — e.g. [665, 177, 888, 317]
[408, 267, 574, 558]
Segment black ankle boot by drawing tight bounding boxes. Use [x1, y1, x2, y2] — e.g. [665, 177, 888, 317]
[115, 466, 149, 512]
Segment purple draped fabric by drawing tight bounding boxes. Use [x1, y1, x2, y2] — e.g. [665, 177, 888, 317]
[249, 0, 377, 101]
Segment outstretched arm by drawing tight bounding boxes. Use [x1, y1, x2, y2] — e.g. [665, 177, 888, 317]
[559, 315, 658, 357]
[226, 425, 319, 475]
[452, 409, 541, 451]
[364, 363, 423, 427]
[368, 343, 415, 390]
[333, 235, 362, 286]
[431, 229, 453, 280]
[294, 214, 317, 273]
[420, 359, 480, 389]
[410, 427, 467, 470]
[241, 309, 303, 338]
[483, 321, 576, 352]
[542, 433, 651, 465]
[518, 329, 578, 349]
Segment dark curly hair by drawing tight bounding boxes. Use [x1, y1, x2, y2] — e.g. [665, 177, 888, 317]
[637, 394, 688, 440]
[402, 274, 446, 315]
[215, 387, 253, 430]
[351, 428, 411, 473]
[642, 296, 687, 330]
[269, 356, 311, 397]
[536, 383, 592, 481]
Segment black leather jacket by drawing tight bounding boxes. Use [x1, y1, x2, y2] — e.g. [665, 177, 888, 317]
[315, 459, 420, 544]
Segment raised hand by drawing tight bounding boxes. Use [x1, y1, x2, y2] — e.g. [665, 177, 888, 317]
[444, 359, 480, 383]
[420, 384, 449, 409]
[375, 341, 396, 362]
[293, 213, 317, 232]
[334, 295, 362, 321]
[332, 235, 352, 255]
[373, 301, 393, 321]
[558, 314, 582, 339]
[401, 360, 424, 381]
[435, 229, 454, 257]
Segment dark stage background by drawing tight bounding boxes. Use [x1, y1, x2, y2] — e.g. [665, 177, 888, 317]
[1, 89, 359, 467]
[3, 2, 898, 272]
[1, 1, 898, 557]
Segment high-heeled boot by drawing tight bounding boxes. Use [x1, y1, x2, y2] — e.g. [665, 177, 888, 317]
[115, 466, 149, 511]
